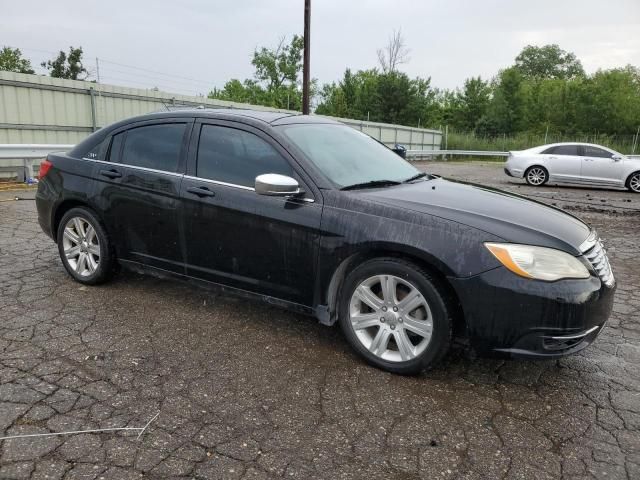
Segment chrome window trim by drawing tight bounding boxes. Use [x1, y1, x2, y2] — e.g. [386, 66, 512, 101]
[183, 175, 315, 202]
[82, 157, 183, 177]
[184, 175, 255, 191]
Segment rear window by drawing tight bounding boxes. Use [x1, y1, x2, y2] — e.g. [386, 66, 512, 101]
[120, 123, 186, 172]
[546, 145, 579, 156]
[85, 137, 110, 161]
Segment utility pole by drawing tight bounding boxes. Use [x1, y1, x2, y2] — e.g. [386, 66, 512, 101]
[302, 0, 311, 115]
[95, 57, 101, 83]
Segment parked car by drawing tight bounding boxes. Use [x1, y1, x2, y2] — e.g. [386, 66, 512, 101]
[36, 111, 615, 374]
[505, 142, 640, 192]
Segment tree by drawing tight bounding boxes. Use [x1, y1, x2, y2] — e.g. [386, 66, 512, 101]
[41, 46, 88, 80]
[0, 46, 35, 74]
[478, 68, 526, 134]
[377, 29, 410, 73]
[456, 77, 491, 130]
[515, 44, 584, 80]
[210, 35, 314, 110]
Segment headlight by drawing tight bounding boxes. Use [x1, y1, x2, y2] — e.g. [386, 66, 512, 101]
[485, 243, 590, 281]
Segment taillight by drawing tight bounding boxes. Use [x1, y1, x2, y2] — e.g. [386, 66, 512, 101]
[39, 159, 53, 178]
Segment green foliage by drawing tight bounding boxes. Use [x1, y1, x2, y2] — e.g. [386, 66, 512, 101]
[0, 46, 35, 74]
[515, 44, 585, 79]
[41, 46, 87, 80]
[315, 69, 436, 127]
[209, 35, 315, 110]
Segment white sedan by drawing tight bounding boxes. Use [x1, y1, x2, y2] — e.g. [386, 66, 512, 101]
[504, 143, 640, 193]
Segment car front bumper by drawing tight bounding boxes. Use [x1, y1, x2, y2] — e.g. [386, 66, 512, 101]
[450, 266, 615, 358]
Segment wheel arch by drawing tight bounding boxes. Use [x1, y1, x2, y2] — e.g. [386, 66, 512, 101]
[625, 170, 640, 192]
[52, 199, 94, 242]
[322, 246, 466, 337]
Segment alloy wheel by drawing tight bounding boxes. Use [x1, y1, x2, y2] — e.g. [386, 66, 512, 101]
[630, 173, 640, 193]
[527, 167, 547, 186]
[349, 275, 433, 362]
[62, 217, 101, 277]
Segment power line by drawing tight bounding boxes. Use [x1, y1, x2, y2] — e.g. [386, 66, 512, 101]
[97, 58, 216, 86]
[98, 66, 213, 89]
[98, 75, 206, 96]
[4, 44, 221, 90]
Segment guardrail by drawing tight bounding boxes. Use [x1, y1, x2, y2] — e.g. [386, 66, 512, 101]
[407, 150, 640, 160]
[406, 149, 509, 159]
[0, 144, 73, 181]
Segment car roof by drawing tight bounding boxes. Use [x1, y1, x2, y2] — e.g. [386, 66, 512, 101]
[109, 108, 341, 127]
[534, 142, 615, 150]
[524, 142, 621, 154]
[68, 108, 342, 158]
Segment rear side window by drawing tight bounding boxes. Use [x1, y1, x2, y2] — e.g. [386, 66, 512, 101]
[583, 146, 612, 158]
[197, 125, 293, 187]
[85, 137, 110, 160]
[121, 124, 186, 172]
[547, 145, 579, 156]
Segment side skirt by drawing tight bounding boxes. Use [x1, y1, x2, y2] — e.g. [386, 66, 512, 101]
[118, 259, 319, 319]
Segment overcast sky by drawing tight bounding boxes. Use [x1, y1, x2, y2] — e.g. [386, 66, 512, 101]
[2, 0, 639, 96]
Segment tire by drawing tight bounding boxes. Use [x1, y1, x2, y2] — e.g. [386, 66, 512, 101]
[56, 207, 115, 285]
[338, 258, 452, 375]
[524, 166, 548, 186]
[626, 171, 640, 193]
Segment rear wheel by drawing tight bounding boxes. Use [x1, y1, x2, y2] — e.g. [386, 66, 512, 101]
[57, 207, 115, 285]
[338, 258, 452, 375]
[626, 171, 640, 193]
[525, 166, 548, 186]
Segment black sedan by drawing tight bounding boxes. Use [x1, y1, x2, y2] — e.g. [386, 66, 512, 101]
[35, 110, 615, 374]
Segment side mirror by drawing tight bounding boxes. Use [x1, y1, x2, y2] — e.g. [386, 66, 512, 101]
[392, 144, 407, 159]
[612, 154, 623, 162]
[255, 174, 301, 197]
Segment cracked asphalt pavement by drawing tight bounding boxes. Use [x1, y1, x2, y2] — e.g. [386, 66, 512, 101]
[1, 162, 639, 479]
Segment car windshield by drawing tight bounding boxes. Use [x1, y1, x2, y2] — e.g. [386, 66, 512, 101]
[278, 123, 420, 188]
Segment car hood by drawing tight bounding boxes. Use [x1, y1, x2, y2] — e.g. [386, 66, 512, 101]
[360, 177, 591, 255]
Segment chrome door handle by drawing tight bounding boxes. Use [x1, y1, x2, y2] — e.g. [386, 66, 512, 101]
[99, 169, 122, 179]
[186, 186, 215, 197]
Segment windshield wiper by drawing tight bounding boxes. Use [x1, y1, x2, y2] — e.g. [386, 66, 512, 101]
[403, 172, 429, 183]
[341, 180, 402, 191]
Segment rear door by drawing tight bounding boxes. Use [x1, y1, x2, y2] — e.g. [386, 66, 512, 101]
[180, 120, 323, 306]
[94, 119, 192, 273]
[580, 145, 624, 186]
[544, 145, 582, 182]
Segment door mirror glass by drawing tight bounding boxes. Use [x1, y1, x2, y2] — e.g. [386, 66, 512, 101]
[255, 174, 300, 196]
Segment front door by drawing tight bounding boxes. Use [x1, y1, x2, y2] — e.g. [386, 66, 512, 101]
[181, 121, 322, 306]
[580, 145, 624, 187]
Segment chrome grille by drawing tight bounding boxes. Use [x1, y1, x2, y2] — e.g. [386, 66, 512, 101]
[582, 236, 615, 287]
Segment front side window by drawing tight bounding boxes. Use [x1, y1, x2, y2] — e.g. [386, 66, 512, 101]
[583, 146, 612, 158]
[197, 125, 293, 187]
[277, 124, 419, 187]
[120, 123, 186, 172]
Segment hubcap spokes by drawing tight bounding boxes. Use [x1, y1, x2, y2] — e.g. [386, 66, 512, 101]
[528, 168, 545, 185]
[631, 174, 640, 192]
[349, 275, 433, 362]
[62, 217, 100, 277]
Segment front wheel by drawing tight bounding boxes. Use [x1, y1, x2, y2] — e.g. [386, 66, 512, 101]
[525, 166, 548, 186]
[626, 171, 640, 193]
[338, 258, 452, 375]
[56, 207, 115, 285]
